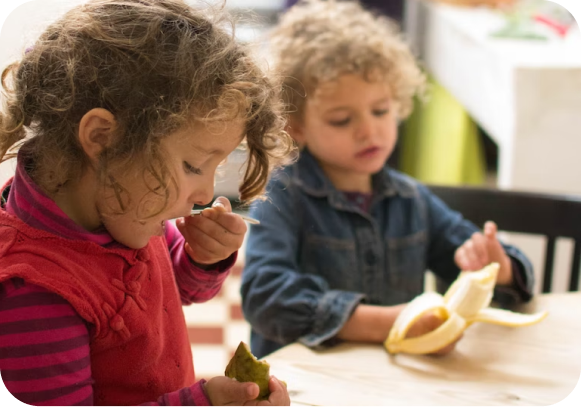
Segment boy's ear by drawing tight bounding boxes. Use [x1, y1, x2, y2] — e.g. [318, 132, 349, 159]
[78, 108, 117, 165]
[286, 116, 306, 145]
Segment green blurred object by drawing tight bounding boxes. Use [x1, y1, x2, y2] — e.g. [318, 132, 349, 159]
[490, 0, 548, 40]
[491, 23, 547, 40]
[400, 76, 486, 186]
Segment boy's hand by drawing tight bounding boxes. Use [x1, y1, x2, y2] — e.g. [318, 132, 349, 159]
[204, 376, 290, 406]
[454, 221, 513, 285]
[406, 312, 461, 356]
[176, 197, 247, 266]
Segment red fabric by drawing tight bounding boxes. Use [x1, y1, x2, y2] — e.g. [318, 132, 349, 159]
[0, 208, 196, 406]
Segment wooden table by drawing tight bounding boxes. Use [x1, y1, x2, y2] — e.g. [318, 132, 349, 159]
[267, 293, 581, 405]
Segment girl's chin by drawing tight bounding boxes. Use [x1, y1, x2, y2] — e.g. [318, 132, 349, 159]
[154, 220, 166, 236]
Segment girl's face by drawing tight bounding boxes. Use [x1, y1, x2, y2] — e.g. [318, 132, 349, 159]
[294, 74, 398, 188]
[98, 119, 245, 249]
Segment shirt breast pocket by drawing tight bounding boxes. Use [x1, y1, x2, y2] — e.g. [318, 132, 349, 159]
[386, 230, 427, 301]
[302, 234, 359, 292]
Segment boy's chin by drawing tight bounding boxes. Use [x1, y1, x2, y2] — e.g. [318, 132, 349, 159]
[353, 161, 387, 175]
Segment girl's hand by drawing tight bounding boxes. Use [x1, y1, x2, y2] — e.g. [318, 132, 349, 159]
[176, 197, 247, 266]
[204, 376, 290, 406]
[454, 221, 513, 286]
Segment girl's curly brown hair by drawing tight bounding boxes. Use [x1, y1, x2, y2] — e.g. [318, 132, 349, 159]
[0, 0, 293, 209]
[270, 0, 425, 122]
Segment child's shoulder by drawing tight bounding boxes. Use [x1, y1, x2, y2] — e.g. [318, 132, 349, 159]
[382, 167, 430, 199]
[385, 167, 419, 187]
[265, 152, 317, 191]
[266, 165, 295, 190]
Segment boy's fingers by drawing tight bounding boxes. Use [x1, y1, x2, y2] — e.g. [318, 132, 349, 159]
[483, 221, 508, 261]
[462, 242, 482, 270]
[470, 233, 490, 266]
[432, 333, 462, 356]
[484, 221, 497, 238]
[455, 249, 471, 271]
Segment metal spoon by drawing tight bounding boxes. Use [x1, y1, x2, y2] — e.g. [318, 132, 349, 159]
[190, 209, 260, 225]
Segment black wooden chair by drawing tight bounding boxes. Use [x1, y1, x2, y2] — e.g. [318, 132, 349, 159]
[428, 185, 581, 293]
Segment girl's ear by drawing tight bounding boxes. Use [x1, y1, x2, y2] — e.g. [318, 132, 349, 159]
[78, 108, 117, 165]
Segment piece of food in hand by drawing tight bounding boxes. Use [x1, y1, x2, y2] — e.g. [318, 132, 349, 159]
[225, 342, 271, 400]
[385, 263, 548, 355]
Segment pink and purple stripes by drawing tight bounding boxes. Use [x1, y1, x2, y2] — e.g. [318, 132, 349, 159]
[0, 278, 94, 406]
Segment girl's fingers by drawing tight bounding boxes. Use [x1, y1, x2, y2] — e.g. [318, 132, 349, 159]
[268, 376, 285, 392]
[265, 376, 290, 406]
[198, 210, 248, 235]
[212, 196, 232, 212]
[184, 242, 221, 264]
[176, 218, 195, 244]
[187, 215, 245, 248]
[187, 228, 228, 256]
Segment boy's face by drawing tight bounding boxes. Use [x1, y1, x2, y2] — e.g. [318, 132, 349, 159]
[293, 74, 398, 185]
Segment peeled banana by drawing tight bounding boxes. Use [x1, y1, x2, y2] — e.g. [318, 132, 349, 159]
[385, 263, 548, 355]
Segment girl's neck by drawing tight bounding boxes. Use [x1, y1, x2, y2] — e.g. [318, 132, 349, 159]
[51, 172, 102, 232]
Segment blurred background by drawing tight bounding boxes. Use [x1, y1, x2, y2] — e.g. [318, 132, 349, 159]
[1, 0, 580, 379]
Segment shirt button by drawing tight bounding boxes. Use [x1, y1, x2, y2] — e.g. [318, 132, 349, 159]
[365, 250, 376, 266]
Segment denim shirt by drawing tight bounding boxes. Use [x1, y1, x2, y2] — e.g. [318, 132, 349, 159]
[242, 149, 534, 358]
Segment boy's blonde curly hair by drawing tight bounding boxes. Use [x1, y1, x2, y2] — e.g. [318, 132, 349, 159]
[270, 0, 425, 121]
[0, 0, 293, 206]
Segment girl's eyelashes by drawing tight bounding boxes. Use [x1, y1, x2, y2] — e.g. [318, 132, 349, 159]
[373, 109, 389, 117]
[183, 161, 203, 175]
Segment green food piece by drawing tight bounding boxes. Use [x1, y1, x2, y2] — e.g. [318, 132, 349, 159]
[225, 342, 271, 400]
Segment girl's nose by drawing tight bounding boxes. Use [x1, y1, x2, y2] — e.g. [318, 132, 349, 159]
[188, 176, 215, 206]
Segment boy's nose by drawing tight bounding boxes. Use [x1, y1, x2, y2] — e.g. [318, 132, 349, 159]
[355, 118, 374, 140]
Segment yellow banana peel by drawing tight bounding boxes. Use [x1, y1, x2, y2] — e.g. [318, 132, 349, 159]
[385, 263, 548, 355]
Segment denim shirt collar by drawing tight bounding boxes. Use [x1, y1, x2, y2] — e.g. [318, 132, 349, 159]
[290, 149, 416, 211]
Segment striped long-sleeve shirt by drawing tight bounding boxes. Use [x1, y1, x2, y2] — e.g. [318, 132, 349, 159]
[0, 164, 234, 406]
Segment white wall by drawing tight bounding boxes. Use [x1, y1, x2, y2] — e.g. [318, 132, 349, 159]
[0, 0, 89, 186]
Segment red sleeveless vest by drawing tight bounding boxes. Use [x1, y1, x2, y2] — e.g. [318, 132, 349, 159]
[0, 208, 196, 405]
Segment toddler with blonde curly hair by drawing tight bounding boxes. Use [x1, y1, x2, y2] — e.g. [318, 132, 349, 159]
[242, 0, 534, 359]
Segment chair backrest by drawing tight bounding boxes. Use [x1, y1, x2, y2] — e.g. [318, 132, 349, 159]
[428, 185, 581, 293]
